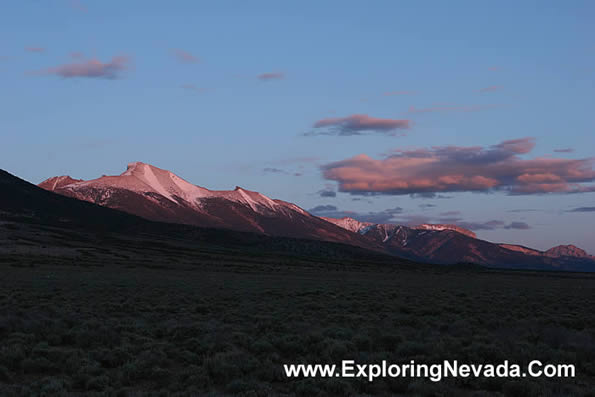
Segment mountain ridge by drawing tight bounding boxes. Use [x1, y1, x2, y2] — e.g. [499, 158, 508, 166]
[37, 162, 595, 271]
[37, 162, 379, 249]
[324, 216, 594, 269]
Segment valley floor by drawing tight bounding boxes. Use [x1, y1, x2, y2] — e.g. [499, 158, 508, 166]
[0, 257, 593, 396]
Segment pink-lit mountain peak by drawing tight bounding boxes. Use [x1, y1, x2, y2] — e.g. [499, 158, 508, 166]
[39, 162, 305, 216]
[38, 175, 83, 191]
[322, 217, 477, 239]
[46, 161, 211, 207]
[36, 163, 595, 270]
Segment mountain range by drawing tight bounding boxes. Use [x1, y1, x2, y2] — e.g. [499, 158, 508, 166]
[37, 162, 594, 271]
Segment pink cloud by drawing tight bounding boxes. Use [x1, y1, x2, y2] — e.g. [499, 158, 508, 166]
[25, 47, 45, 53]
[308, 114, 410, 136]
[257, 72, 284, 81]
[171, 49, 199, 63]
[479, 85, 502, 93]
[69, 0, 87, 12]
[322, 138, 595, 195]
[41, 55, 130, 79]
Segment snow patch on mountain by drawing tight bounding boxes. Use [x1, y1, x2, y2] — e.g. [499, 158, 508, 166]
[38, 176, 83, 191]
[321, 217, 371, 233]
[499, 244, 541, 256]
[413, 224, 476, 238]
[39, 162, 306, 217]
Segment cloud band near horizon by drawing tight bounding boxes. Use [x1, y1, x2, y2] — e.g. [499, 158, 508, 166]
[321, 138, 595, 195]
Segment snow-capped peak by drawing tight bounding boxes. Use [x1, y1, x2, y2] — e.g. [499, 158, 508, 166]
[413, 224, 476, 238]
[39, 162, 303, 216]
[321, 217, 372, 233]
[38, 175, 82, 191]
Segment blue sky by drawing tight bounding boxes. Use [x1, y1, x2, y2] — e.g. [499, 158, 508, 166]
[1, 0, 594, 251]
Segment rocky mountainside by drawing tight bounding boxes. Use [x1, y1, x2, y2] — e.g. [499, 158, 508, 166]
[545, 244, 593, 259]
[37, 163, 595, 271]
[38, 162, 376, 248]
[324, 217, 595, 271]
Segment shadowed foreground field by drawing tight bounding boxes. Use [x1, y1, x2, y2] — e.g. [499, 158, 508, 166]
[0, 260, 593, 396]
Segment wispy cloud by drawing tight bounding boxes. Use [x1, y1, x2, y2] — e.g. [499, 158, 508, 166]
[69, 0, 87, 12]
[306, 114, 410, 136]
[554, 148, 574, 153]
[457, 220, 531, 230]
[567, 206, 595, 212]
[310, 204, 531, 231]
[479, 85, 501, 93]
[171, 49, 199, 63]
[25, 47, 45, 53]
[309, 205, 403, 224]
[262, 167, 301, 177]
[409, 192, 452, 199]
[395, 215, 530, 231]
[39, 55, 130, 79]
[180, 84, 209, 93]
[318, 189, 336, 198]
[322, 137, 595, 195]
[440, 211, 461, 216]
[263, 167, 287, 174]
[257, 72, 284, 81]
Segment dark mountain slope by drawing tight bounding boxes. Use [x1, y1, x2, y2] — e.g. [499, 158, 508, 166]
[1, 169, 407, 266]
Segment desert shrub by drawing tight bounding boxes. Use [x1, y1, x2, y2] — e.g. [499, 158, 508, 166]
[396, 340, 427, 357]
[0, 365, 12, 383]
[85, 374, 110, 391]
[46, 333, 62, 346]
[353, 334, 372, 351]
[71, 322, 120, 349]
[225, 378, 259, 394]
[541, 325, 571, 349]
[203, 350, 259, 385]
[294, 379, 323, 397]
[122, 349, 168, 382]
[91, 347, 131, 368]
[250, 338, 274, 355]
[272, 334, 303, 356]
[322, 326, 353, 340]
[32, 376, 69, 396]
[407, 379, 441, 397]
[379, 332, 403, 350]
[253, 358, 283, 383]
[0, 344, 26, 371]
[321, 378, 354, 395]
[502, 380, 543, 397]
[385, 376, 411, 393]
[22, 357, 56, 374]
[321, 339, 351, 361]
